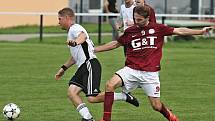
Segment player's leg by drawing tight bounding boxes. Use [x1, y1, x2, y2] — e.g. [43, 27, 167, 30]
[85, 58, 103, 103]
[83, 58, 124, 103]
[102, 67, 140, 121]
[148, 97, 179, 121]
[86, 58, 138, 105]
[86, 58, 127, 104]
[68, 85, 83, 107]
[109, 17, 119, 41]
[87, 92, 104, 103]
[102, 74, 123, 121]
[140, 71, 178, 121]
[68, 85, 94, 120]
[88, 90, 139, 106]
[115, 67, 140, 107]
[68, 61, 96, 121]
[109, 18, 115, 41]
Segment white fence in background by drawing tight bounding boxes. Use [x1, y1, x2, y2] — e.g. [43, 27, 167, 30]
[0, 12, 215, 43]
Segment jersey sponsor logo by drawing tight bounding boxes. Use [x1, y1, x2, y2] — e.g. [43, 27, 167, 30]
[131, 29, 157, 51]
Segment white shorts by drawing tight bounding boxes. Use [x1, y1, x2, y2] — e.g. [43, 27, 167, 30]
[115, 66, 160, 97]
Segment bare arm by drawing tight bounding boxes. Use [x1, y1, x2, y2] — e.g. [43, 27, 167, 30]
[173, 27, 213, 36]
[62, 57, 76, 68]
[55, 57, 76, 80]
[67, 32, 87, 46]
[94, 41, 121, 53]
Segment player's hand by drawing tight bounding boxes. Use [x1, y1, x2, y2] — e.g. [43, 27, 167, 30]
[55, 68, 65, 81]
[67, 40, 77, 47]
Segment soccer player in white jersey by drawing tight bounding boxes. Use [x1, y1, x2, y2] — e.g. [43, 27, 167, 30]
[117, 0, 136, 31]
[55, 7, 139, 121]
[118, 0, 156, 31]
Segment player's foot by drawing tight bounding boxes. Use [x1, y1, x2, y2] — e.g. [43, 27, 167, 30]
[168, 110, 179, 121]
[81, 118, 95, 121]
[124, 92, 139, 107]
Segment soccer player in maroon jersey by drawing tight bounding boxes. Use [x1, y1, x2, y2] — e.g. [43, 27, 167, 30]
[95, 5, 212, 121]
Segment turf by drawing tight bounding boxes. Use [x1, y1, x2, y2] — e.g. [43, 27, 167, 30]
[0, 37, 215, 121]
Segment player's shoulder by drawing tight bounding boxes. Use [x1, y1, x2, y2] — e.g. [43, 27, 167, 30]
[70, 24, 85, 31]
[147, 23, 173, 33]
[70, 24, 82, 29]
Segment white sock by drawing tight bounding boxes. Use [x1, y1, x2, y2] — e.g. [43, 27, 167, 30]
[76, 103, 93, 119]
[114, 92, 126, 101]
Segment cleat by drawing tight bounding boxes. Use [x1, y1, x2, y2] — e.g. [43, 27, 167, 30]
[168, 111, 179, 121]
[81, 118, 95, 121]
[124, 92, 139, 107]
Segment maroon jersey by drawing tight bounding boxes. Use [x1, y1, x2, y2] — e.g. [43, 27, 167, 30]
[118, 23, 174, 72]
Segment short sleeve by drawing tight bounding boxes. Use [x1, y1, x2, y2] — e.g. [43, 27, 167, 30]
[158, 24, 174, 36]
[117, 32, 129, 45]
[68, 25, 83, 40]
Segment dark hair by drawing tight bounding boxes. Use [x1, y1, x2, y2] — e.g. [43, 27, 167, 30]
[133, 5, 150, 18]
[58, 7, 75, 17]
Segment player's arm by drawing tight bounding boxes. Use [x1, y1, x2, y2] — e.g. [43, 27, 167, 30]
[94, 41, 121, 53]
[62, 57, 76, 69]
[67, 32, 87, 46]
[173, 27, 213, 35]
[55, 57, 76, 80]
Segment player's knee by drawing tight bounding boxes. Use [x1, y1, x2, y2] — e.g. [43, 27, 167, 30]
[67, 89, 77, 99]
[67, 90, 73, 99]
[105, 75, 123, 91]
[105, 81, 116, 91]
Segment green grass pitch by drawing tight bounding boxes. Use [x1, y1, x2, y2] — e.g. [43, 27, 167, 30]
[0, 37, 215, 121]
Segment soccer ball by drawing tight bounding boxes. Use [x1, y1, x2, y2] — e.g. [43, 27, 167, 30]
[2, 103, 20, 120]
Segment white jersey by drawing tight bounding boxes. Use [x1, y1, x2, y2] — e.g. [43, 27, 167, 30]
[120, 3, 135, 30]
[67, 24, 97, 67]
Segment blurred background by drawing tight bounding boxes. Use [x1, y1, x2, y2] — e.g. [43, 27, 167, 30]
[0, 0, 214, 27]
